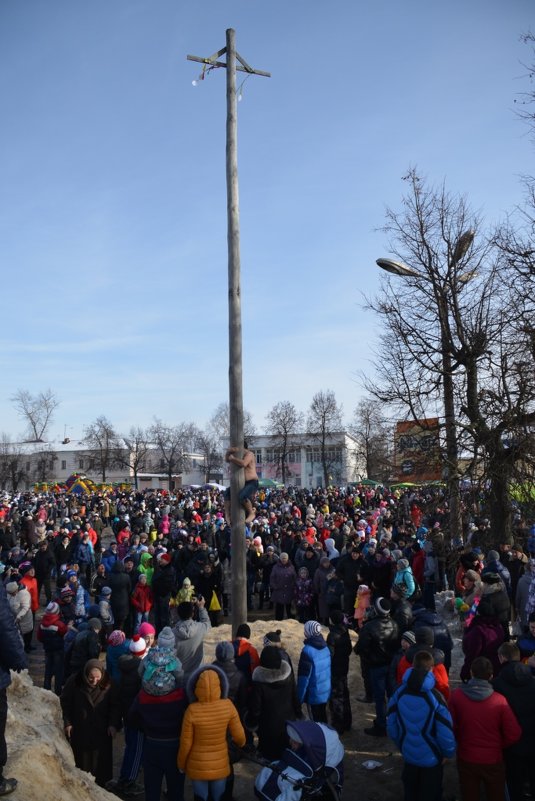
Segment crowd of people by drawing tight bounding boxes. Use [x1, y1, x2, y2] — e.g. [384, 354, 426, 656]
[0, 482, 534, 800]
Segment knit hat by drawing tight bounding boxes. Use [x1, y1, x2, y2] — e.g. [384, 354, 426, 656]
[401, 631, 416, 646]
[392, 550, 403, 561]
[263, 630, 282, 647]
[5, 582, 18, 594]
[397, 558, 410, 569]
[215, 641, 235, 662]
[158, 553, 172, 565]
[304, 620, 322, 638]
[60, 587, 74, 598]
[156, 627, 176, 650]
[236, 623, 251, 639]
[374, 597, 391, 616]
[88, 618, 102, 631]
[260, 645, 282, 669]
[66, 569, 78, 579]
[415, 626, 434, 646]
[368, 538, 377, 547]
[101, 586, 112, 596]
[108, 630, 126, 646]
[129, 635, 147, 656]
[138, 622, 156, 638]
[45, 601, 59, 615]
[486, 550, 500, 563]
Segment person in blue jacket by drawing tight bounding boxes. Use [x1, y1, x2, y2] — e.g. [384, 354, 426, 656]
[296, 620, 331, 723]
[387, 650, 456, 801]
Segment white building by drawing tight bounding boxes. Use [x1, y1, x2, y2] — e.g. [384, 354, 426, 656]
[243, 431, 365, 489]
[0, 439, 214, 492]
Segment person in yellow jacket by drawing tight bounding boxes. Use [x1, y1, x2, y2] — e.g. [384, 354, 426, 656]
[178, 665, 245, 801]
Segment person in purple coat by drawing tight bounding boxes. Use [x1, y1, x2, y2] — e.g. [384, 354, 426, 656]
[269, 553, 296, 621]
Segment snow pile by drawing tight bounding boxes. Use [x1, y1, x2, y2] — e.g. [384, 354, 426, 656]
[6, 671, 114, 801]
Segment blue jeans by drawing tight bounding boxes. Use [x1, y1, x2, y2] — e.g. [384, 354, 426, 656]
[191, 778, 226, 801]
[370, 664, 389, 729]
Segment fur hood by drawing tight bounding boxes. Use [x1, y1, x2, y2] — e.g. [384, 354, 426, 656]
[186, 663, 229, 702]
[252, 660, 291, 684]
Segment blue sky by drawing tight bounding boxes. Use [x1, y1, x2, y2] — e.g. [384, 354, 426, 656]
[0, 0, 533, 442]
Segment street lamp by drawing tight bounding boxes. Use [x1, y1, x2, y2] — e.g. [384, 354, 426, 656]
[376, 230, 475, 550]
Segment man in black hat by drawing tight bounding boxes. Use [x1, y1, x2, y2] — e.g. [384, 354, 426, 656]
[355, 596, 399, 737]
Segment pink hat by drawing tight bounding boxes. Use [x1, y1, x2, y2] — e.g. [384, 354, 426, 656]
[138, 622, 156, 638]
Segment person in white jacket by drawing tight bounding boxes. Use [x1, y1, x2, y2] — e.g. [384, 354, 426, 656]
[5, 581, 33, 652]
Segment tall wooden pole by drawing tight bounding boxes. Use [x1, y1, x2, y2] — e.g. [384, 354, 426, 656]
[226, 28, 247, 633]
[187, 31, 270, 635]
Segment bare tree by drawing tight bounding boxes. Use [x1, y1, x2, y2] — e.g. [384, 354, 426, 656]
[149, 419, 195, 490]
[32, 445, 58, 484]
[265, 401, 304, 485]
[83, 416, 121, 483]
[0, 435, 29, 491]
[208, 402, 257, 445]
[11, 389, 59, 442]
[307, 390, 343, 489]
[350, 400, 393, 482]
[366, 169, 535, 542]
[120, 426, 150, 489]
[193, 427, 223, 484]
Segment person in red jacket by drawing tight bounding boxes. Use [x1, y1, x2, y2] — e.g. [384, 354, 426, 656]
[130, 574, 153, 632]
[449, 656, 521, 801]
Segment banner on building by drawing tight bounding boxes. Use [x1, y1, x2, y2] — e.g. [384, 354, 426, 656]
[394, 418, 442, 483]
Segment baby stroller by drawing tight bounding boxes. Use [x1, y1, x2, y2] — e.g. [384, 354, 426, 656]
[254, 720, 344, 801]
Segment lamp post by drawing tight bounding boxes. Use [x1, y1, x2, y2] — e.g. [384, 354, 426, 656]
[376, 230, 475, 549]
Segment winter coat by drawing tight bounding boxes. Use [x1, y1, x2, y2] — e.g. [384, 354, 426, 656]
[37, 611, 68, 653]
[138, 552, 154, 586]
[34, 545, 55, 579]
[248, 660, 301, 760]
[449, 679, 521, 763]
[60, 661, 121, 786]
[515, 571, 534, 630]
[396, 650, 450, 699]
[101, 547, 119, 574]
[412, 607, 453, 671]
[212, 658, 248, 719]
[172, 607, 211, 679]
[130, 582, 153, 613]
[70, 628, 102, 673]
[116, 654, 143, 719]
[0, 581, 27, 689]
[387, 668, 456, 767]
[270, 562, 297, 605]
[151, 563, 177, 601]
[106, 561, 132, 621]
[460, 615, 504, 682]
[482, 560, 512, 598]
[492, 660, 535, 756]
[393, 566, 416, 598]
[355, 613, 400, 667]
[327, 623, 352, 677]
[178, 665, 245, 780]
[312, 564, 331, 621]
[297, 635, 331, 705]
[20, 574, 39, 612]
[7, 586, 33, 634]
[479, 583, 511, 624]
[128, 685, 187, 739]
